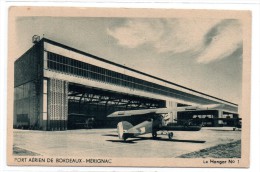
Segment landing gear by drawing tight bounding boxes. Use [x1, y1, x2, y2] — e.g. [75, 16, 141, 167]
[168, 132, 173, 140]
[122, 135, 127, 142]
[152, 131, 157, 139]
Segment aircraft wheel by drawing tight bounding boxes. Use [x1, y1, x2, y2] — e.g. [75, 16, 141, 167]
[152, 131, 157, 139]
[168, 132, 173, 140]
[123, 136, 127, 142]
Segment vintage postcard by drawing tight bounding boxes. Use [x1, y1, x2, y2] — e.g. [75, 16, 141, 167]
[7, 7, 251, 167]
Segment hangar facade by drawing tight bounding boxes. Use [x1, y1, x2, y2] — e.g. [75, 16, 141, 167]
[14, 37, 239, 130]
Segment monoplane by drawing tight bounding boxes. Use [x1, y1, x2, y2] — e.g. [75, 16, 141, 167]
[108, 104, 224, 141]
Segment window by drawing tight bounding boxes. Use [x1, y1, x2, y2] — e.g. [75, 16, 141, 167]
[46, 52, 221, 105]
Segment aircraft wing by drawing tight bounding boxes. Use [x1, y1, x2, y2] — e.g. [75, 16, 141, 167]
[107, 108, 167, 117]
[107, 104, 224, 118]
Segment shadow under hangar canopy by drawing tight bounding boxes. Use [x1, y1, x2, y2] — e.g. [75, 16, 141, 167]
[13, 36, 239, 131]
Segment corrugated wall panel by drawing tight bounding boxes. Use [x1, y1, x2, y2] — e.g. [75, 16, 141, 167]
[13, 81, 40, 129]
[14, 42, 43, 87]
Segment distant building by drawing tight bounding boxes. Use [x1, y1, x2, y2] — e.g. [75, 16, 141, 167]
[14, 38, 239, 130]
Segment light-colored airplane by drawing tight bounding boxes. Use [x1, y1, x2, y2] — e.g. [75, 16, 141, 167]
[107, 104, 224, 141]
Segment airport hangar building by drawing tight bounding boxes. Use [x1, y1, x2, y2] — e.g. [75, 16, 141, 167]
[14, 37, 239, 130]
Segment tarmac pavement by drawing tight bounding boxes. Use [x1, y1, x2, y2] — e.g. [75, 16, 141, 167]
[13, 127, 241, 158]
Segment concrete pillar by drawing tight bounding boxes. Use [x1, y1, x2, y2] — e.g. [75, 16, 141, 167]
[217, 110, 224, 127]
[42, 79, 48, 130]
[166, 100, 177, 123]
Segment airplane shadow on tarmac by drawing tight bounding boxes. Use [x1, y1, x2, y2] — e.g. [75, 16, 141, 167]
[103, 134, 206, 144]
[207, 129, 241, 132]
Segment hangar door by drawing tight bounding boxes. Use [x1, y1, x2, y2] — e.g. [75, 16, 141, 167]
[67, 83, 166, 129]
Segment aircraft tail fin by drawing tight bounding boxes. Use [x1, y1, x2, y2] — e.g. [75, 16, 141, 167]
[117, 121, 133, 140]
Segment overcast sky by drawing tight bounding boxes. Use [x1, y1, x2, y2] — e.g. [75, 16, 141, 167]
[14, 17, 243, 105]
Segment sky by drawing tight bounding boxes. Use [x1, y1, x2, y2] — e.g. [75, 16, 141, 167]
[14, 17, 243, 105]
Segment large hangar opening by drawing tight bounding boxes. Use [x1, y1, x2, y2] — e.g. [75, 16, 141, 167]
[67, 83, 166, 129]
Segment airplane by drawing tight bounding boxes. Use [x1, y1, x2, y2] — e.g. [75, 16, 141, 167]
[107, 104, 224, 141]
